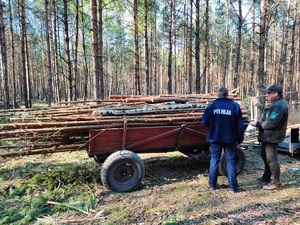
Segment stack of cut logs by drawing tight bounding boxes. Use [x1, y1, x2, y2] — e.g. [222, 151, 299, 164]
[0, 94, 250, 158]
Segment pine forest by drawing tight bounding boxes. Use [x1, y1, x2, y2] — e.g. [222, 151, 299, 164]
[0, 0, 299, 109]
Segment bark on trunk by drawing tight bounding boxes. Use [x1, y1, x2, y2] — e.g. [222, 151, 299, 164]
[0, 0, 9, 109]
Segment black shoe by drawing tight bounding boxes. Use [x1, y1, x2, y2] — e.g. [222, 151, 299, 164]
[209, 185, 216, 190]
[230, 187, 244, 193]
[257, 176, 271, 183]
[230, 189, 238, 193]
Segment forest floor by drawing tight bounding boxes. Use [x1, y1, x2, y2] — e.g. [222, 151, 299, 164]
[0, 146, 300, 225]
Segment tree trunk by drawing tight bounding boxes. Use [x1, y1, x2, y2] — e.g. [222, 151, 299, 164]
[272, 6, 278, 84]
[278, 0, 290, 86]
[167, 0, 173, 94]
[149, 16, 153, 95]
[173, 2, 177, 94]
[287, 0, 297, 107]
[21, 0, 29, 108]
[62, 0, 73, 101]
[98, 0, 104, 99]
[73, 0, 79, 101]
[202, 0, 209, 93]
[52, 0, 61, 104]
[0, 0, 9, 109]
[134, 0, 141, 95]
[81, 0, 89, 100]
[8, 0, 16, 108]
[222, 0, 230, 87]
[25, 23, 32, 107]
[153, 5, 158, 95]
[195, 0, 200, 94]
[90, 0, 100, 99]
[188, 0, 193, 94]
[258, 0, 267, 99]
[296, 9, 300, 109]
[263, 0, 270, 85]
[249, 0, 256, 95]
[44, 0, 53, 107]
[232, 0, 242, 89]
[144, 0, 150, 95]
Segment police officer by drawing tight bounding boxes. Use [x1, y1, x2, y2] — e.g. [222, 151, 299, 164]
[250, 85, 289, 190]
[202, 87, 244, 193]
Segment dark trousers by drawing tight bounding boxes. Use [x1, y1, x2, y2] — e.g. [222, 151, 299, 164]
[209, 143, 238, 191]
[260, 142, 281, 185]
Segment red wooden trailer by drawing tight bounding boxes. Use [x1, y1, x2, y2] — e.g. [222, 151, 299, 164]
[88, 123, 247, 192]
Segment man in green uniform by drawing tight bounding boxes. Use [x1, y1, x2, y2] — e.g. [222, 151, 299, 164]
[250, 85, 289, 190]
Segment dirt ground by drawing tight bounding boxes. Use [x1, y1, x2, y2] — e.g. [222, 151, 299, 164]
[1, 146, 300, 225]
[96, 148, 300, 225]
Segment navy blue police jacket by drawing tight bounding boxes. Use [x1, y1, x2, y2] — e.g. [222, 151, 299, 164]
[202, 97, 244, 144]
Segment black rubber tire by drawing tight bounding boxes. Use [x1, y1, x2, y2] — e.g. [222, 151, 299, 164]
[93, 155, 107, 164]
[218, 146, 246, 176]
[100, 150, 145, 192]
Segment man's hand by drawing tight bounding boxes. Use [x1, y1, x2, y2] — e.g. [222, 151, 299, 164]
[250, 121, 261, 127]
[251, 97, 259, 106]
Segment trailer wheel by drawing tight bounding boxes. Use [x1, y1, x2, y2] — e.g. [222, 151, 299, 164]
[218, 146, 246, 176]
[100, 150, 145, 192]
[93, 155, 107, 164]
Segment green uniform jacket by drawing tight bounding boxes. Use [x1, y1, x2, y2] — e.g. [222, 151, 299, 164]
[256, 96, 289, 143]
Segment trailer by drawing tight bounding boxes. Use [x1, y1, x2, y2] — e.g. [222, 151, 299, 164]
[88, 123, 247, 192]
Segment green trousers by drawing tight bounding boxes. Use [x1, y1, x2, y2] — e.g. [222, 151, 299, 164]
[260, 142, 281, 185]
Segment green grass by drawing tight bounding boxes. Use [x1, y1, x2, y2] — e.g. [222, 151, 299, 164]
[0, 157, 100, 224]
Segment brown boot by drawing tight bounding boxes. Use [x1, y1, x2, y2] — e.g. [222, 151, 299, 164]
[262, 182, 281, 190]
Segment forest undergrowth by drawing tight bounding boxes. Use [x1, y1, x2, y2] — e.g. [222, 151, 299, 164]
[0, 148, 299, 225]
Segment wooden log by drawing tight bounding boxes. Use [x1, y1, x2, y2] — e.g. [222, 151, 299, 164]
[92, 103, 207, 115]
[3, 111, 205, 128]
[0, 144, 88, 158]
[109, 94, 151, 99]
[0, 94, 250, 158]
[125, 97, 188, 103]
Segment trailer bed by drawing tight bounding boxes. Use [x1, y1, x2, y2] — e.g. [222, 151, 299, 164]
[89, 124, 209, 160]
[88, 123, 247, 192]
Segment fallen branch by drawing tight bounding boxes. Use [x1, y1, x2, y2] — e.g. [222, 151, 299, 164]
[47, 201, 90, 215]
[58, 217, 105, 224]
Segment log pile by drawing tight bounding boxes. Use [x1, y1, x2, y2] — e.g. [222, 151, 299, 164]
[0, 94, 250, 158]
